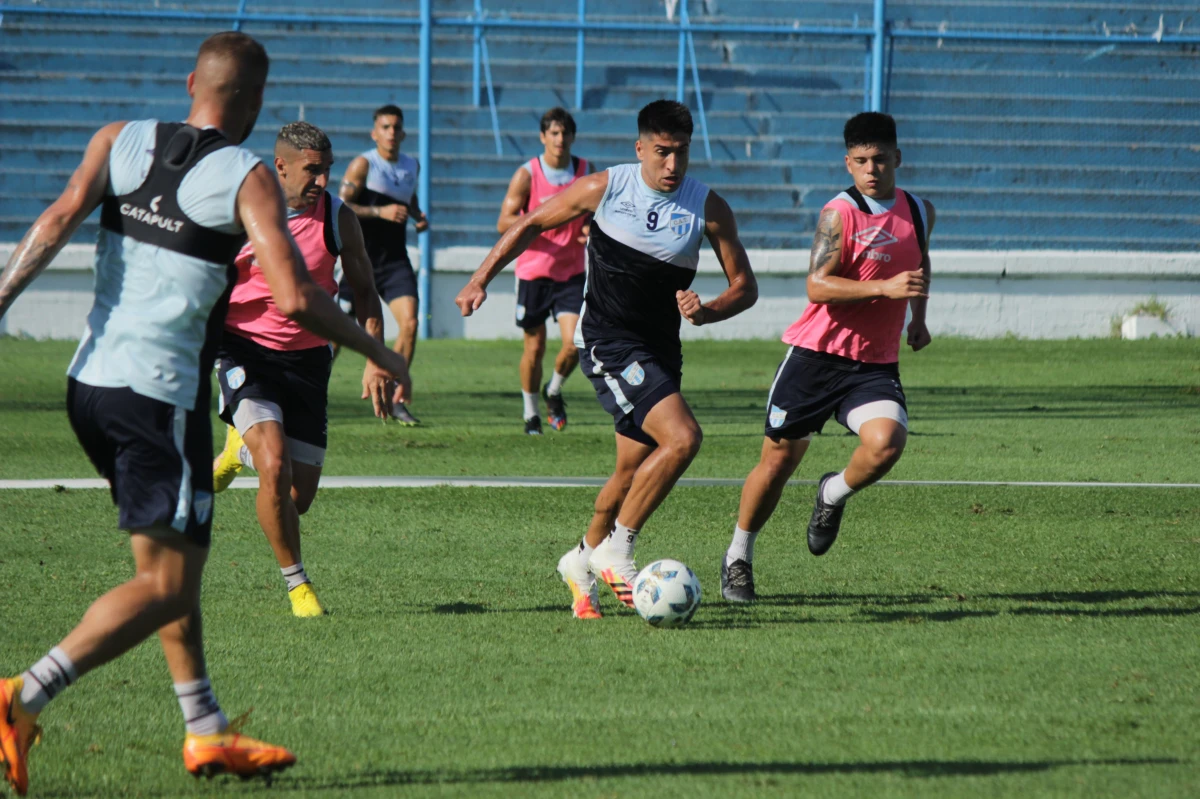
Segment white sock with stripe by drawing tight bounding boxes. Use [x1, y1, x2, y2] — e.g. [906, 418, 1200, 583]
[20, 647, 77, 714]
[174, 677, 228, 736]
[611, 522, 639, 559]
[282, 562, 310, 591]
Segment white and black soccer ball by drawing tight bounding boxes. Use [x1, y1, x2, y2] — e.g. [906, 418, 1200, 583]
[633, 559, 701, 628]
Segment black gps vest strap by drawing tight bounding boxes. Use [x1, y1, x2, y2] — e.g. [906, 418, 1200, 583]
[844, 185, 927, 253]
[100, 123, 246, 264]
[843, 185, 873, 214]
[903, 190, 927, 254]
[321, 191, 340, 258]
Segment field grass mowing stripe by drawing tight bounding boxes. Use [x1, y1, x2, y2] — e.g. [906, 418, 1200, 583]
[2, 476, 1198, 490]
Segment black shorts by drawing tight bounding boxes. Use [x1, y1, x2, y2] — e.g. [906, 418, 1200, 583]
[338, 259, 417, 312]
[515, 273, 585, 330]
[579, 342, 680, 447]
[67, 378, 214, 546]
[216, 334, 332, 452]
[764, 346, 907, 441]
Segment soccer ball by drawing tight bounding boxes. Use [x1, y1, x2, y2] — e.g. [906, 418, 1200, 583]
[632, 559, 701, 628]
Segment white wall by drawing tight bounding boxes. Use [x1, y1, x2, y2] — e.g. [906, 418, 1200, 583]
[2, 244, 1197, 341]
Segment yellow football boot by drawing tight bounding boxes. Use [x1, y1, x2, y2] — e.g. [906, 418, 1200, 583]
[212, 425, 245, 493]
[288, 583, 326, 618]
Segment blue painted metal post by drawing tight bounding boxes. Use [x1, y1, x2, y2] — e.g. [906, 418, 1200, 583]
[472, 0, 482, 107]
[417, 0, 432, 340]
[574, 0, 586, 109]
[870, 0, 885, 111]
[676, 0, 687, 102]
[682, 4, 711, 160]
[233, 0, 248, 31]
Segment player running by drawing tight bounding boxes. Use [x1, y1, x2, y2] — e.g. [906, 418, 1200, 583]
[0, 33, 408, 795]
[211, 121, 408, 618]
[496, 107, 590, 435]
[457, 100, 758, 620]
[720, 112, 935, 603]
[338, 104, 428, 426]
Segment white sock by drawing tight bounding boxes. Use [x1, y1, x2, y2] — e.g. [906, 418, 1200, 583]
[726, 525, 759, 566]
[20, 647, 77, 714]
[174, 677, 228, 736]
[577, 536, 595, 562]
[237, 444, 255, 471]
[522, 391, 539, 421]
[547, 371, 567, 396]
[282, 562, 310, 591]
[822, 471, 856, 506]
[611, 522, 639, 559]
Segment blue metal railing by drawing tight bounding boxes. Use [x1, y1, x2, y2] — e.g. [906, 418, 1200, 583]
[5, 1, 1200, 337]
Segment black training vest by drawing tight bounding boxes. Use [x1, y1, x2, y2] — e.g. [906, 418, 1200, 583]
[100, 123, 246, 264]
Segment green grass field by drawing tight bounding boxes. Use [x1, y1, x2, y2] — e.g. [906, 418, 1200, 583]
[1, 337, 1198, 798]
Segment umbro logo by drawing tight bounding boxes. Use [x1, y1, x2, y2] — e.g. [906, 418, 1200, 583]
[853, 226, 898, 249]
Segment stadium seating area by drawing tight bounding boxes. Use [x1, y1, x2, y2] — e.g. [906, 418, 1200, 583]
[1, 1, 1196, 250]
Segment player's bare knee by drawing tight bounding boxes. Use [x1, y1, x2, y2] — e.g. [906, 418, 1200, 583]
[400, 316, 419, 340]
[255, 450, 292, 494]
[862, 433, 905, 472]
[666, 425, 703, 463]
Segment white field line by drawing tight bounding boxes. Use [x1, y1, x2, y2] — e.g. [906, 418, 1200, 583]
[0, 476, 1197, 490]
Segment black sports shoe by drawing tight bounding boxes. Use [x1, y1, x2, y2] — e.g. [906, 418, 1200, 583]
[524, 416, 543, 436]
[542, 384, 567, 431]
[807, 471, 846, 556]
[721, 558, 756, 603]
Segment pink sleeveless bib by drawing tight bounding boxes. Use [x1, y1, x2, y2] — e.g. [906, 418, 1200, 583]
[514, 156, 588, 282]
[224, 191, 339, 351]
[782, 189, 924, 364]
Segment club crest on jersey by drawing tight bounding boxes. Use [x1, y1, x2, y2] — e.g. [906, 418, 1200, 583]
[226, 366, 246, 390]
[853, 226, 899, 249]
[668, 212, 694, 238]
[621, 361, 645, 386]
[515, 304, 526, 322]
[769, 404, 787, 428]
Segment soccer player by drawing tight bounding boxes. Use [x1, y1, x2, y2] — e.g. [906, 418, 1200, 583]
[457, 100, 758, 620]
[720, 112, 935, 603]
[496, 107, 590, 435]
[338, 104, 428, 426]
[211, 121, 408, 618]
[0, 33, 409, 794]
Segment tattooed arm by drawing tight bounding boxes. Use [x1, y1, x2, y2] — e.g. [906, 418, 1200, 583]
[0, 121, 124, 320]
[805, 207, 928, 304]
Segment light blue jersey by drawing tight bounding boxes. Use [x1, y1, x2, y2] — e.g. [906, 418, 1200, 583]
[68, 119, 261, 411]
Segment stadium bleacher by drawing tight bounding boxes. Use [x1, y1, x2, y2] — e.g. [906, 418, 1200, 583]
[1, 0, 1196, 250]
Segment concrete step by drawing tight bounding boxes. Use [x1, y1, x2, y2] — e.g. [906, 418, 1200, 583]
[7, 148, 1194, 193]
[5, 121, 1197, 170]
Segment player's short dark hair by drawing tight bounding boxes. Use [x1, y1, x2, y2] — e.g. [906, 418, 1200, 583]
[196, 31, 269, 79]
[637, 100, 693, 139]
[373, 104, 404, 123]
[540, 107, 576, 137]
[844, 112, 897, 150]
[276, 121, 331, 154]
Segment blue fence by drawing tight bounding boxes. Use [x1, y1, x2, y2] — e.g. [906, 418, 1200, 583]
[1, 1, 1197, 337]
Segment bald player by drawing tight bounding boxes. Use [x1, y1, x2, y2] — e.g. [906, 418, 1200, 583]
[0, 33, 409, 794]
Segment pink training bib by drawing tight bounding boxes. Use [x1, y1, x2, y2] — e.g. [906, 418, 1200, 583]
[782, 189, 924, 364]
[224, 191, 339, 351]
[514, 156, 588, 282]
